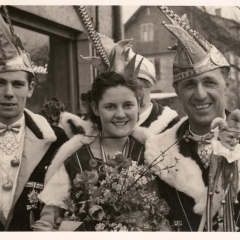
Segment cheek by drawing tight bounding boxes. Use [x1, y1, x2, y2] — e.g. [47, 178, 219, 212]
[99, 109, 110, 122]
[130, 106, 139, 119]
[178, 90, 191, 103]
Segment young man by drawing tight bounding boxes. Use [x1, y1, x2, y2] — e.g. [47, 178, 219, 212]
[145, 7, 239, 231]
[127, 48, 180, 133]
[0, 12, 67, 231]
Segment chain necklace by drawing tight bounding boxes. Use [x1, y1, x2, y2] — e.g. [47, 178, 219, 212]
[100, 137, 129, 163]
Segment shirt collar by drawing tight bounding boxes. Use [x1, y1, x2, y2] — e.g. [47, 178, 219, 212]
[189, 114, 227, 142]
[136, 102, 153, 127]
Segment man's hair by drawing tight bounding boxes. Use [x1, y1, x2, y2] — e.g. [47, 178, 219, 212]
[220, 67, 230, 80]
[26, 72, 34, 85]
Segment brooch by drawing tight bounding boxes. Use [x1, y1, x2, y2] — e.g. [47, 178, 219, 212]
[89, 158, 98, 167]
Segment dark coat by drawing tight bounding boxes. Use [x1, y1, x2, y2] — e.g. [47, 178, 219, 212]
[145, 116, 240, 231]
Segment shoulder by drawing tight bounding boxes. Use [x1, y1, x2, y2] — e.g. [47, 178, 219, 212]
[143, 101, 179, 134]
[24, 108, 56, 141]
[44, 133, 98, 185]
[145, 117, 187, 160]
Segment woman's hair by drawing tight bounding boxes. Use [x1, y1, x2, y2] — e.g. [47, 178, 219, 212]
[81, 71, 142, 130]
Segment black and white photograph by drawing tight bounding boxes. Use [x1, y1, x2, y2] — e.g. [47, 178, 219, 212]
[0, 2, 240, 239]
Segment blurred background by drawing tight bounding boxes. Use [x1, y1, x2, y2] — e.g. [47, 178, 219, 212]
[2, 6, 239, 117]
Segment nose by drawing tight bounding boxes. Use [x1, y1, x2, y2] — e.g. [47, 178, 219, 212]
[115, 107, 126, 118]
[194, 83, 207, 101]
[4, 84, 14, 99]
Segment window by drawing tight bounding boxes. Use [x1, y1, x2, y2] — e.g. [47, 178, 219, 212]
[215, 8, 221, 17]
[141, 23, 154, 42]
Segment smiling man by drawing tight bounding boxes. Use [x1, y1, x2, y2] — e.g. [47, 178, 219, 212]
[0, 12, 67, 231]
[144, 7, 240, 231]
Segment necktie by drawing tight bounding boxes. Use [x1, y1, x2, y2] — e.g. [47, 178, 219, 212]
[0, 123, 21, 134]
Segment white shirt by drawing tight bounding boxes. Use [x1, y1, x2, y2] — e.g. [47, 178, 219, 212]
[135, 102, 153, 127]
[0, 116, 25, 218]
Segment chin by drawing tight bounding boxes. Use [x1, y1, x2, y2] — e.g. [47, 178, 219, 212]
[114, 131, 131, 138]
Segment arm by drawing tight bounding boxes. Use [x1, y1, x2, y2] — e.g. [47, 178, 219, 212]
[32, 164, 71, 231]
[32, 205, 64, 231]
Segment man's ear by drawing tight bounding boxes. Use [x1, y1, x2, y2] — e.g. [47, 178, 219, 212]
[91, 101, 99, 116]
[27, 81, 35, 98]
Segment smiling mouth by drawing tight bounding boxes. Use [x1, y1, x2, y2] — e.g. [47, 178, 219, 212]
[112, 121, 128, 126]
[193, 104, 211, 110]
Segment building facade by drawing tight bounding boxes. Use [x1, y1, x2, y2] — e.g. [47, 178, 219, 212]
[2, 6, 121, 114]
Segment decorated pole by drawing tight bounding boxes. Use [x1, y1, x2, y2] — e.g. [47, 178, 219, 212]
[76, 6, 110, 67]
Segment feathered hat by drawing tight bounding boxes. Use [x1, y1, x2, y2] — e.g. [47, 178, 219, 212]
[96, 33, 156, 85]
[127, 47, 156, 86]
[0, 7, 34, 76]
[211, 110, 240, 134]
[158, 6, 230, 83]
[77, 6, 145, 81]
[81, 33, 143, 81]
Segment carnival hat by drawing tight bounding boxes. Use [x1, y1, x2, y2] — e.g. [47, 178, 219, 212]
[158, 6, 230, 83]
[0, 9, 34, 76]
[98, 33, 156, 85]
[81, 33, 143, 81]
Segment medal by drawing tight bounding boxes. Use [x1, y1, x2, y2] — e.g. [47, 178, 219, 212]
[89, 158, 97, 167]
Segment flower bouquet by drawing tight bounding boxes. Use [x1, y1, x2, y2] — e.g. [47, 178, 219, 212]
[59, 152, 173, 231]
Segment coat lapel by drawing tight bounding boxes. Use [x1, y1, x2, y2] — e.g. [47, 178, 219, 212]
[5, 127, 52, 229]
[0, 210, 6, 226]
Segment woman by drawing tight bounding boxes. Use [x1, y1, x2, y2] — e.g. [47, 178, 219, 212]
[32, 71, 146, 231]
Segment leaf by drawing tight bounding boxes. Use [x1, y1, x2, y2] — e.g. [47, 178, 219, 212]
[91, 185, 104, 199]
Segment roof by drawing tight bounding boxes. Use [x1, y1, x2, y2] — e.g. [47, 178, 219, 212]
[124, 6, 144, 29]
[124, 6, 240, 57]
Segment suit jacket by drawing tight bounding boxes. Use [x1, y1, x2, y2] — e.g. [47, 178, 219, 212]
[0, 109, 68, 231]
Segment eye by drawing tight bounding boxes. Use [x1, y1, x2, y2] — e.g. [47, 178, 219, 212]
[183, 82, 194, 89]
[0, 80, 5, 87]
[105, 105, 115, 110]
[204, 80, 216, 87]
[13, 81, 25, 88]
[124, 102, 135, 109]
